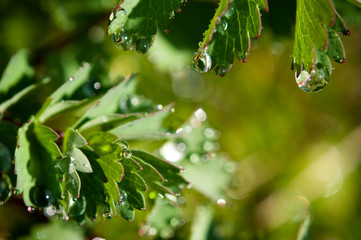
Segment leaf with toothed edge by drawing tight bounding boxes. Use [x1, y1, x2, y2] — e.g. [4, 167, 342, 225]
[15, 120, 63, 208]
[107, 0, 187, 53]
[193, 0, 268, 77]
[292, 0, 350, 92]
[62, 128, 92, 173]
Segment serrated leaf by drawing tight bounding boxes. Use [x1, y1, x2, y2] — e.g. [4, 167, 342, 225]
[63, 128, 92, 173]
[116, 201, 135, 221]
[131, 150, 187, 194]
[0, 49, 34, 94]
[193, 0, 268, 77]
[108, 0, 186, 53]
[74, 74, 137, 129]
[15, 121, 63, 207]
[65, 171, 81, 198]
[292, 0, 349, 77]
[109, 104, 173, 140]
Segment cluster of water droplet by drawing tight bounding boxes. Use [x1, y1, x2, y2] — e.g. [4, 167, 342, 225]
[108, 7, 153, 53]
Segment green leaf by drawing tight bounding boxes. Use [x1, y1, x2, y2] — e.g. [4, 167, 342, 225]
[0, 49, 33, 94]
[131, 150, 187, 195]
[109, 104, 173, 140]
[116, 201, 135, 221]
[193, 0, 268, 77]
[38, 99, 98, 131]
[292, 0, 349, 91]
[64, 171, 81, 198]
[0, 83, 37, 119]
[78, 113, 142, 138]
[74, 74, 137, 129]
[48, 63, 91, 105]
[15, 121, 63, 207]
[108, 0, 186, 53]
[63, 128, 92, 173]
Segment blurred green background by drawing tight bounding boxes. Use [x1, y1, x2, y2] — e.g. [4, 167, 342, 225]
[1, 0, 361, 239]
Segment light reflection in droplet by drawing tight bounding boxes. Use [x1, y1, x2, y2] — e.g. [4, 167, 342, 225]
[195, 108, 207, 121]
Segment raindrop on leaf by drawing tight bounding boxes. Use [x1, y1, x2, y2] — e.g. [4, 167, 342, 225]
[69, 195, 86, 218]
[29, 186, 54, 207]
[193, 51, 212, 73]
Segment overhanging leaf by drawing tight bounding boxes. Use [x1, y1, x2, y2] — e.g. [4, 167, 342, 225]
[292, 0, 350, 92]
[107, 0, 187, 53]
[193, 0, 268, 77]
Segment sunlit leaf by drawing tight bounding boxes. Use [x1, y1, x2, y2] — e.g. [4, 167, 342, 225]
[107, 0, 186, 53]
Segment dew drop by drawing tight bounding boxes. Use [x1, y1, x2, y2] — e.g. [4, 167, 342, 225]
[29, 186, 54, 207]
[295, 66, 329, 93]
[343, 29, 351, 36]
[192, 51, 212, 73]
[69, 77, 74, 82]
[0, 172, 12, 205]
[13, 188, 20, 195]
[102, 211, 112, 220]
[217, 198, 227, 207]
[136, 38, 151, 54]
[69, 195, 86, 217]
[216, 18, 228, 33]
[224, 4, 235, 18]
[59, 156, 76, 174]
[120, 32, 133, 50]
[122, 149, 132, 159]
[119, 191, 127, 206]
[108, 7, 128, 34]
[93, 82, 101, 90]
[215, 65, 230, 77]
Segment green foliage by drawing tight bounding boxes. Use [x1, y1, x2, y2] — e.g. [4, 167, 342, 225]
[108, 0, 358, 91]
[108, 0, 186, 53]
[292, 0, 349, 92]
[193, 0, 268, 76]
[0, 51, 187, 223]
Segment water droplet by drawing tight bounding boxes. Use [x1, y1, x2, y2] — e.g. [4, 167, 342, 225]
[217, 198, 227, 207]
[136, 38, 151, 54]
[224, 4, 235, 18]
[0, 172, 12, 205]
[108, 7, 128, 34]
[13, 189, 20, 195]
[120, 32, 133, 50]
[59, 156, 76, 174]
[122, 149, 132, 159]
[215, 65, 230, 77]
[194, 108, 207, 121]
[156, 104, 163, 110]
[0, 143, 11, 171]
[29, 186, 54, 207]
[63, 215, 69, 221]
[148, 191, 156, 199]
[102, 211, 112, 220]
[216, 18, 228, 33]
[296, 66, 329, 93]
[176, 128, 183, 134]
[193, 51, 212, 73]
[94, 82, 101, 90]
[69, 77, 74, 82]
[69, 195, 86, 217]
[119, 191, 127, 206]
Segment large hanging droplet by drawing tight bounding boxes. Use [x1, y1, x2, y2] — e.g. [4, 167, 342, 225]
[136, 38, 151, 54]
[69, 196, 86, 218]
[295, 66, 330, 93]
[107, 7, 128, 35]
[193, 51, 212, 73]
[0, 172, 12, 205]
[119, 190, 127, 206]
[29, 186, 54, 207]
